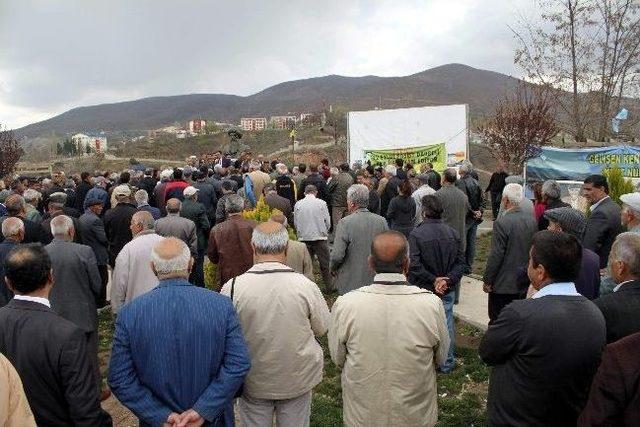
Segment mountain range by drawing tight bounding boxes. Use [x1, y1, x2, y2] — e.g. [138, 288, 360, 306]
[16, 63, 521, 138]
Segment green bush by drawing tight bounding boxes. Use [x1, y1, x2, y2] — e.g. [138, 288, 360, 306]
[603, 166, 634, 206]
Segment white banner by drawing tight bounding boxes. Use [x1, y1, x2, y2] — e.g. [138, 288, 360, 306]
[348, 104, 468, 170]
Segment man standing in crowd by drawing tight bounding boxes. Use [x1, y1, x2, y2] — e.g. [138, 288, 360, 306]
[154, 169, 173, 215]
[193, 167, 218, 224]
[156, 198, 197, 255]
[111, 211, 165, 313]
[298, 163, 329, 204]
[483, 183, 537, 322]
[208, 194, 257, 286]
[180, 187, 210, 287]
[270, 214, 314, 280]
[215, 180, 236, 224]
[221, 222, 329, 427]
[537, 180, 570, 230]
[594, 232, 640, 343]
[330, 231, 449, 426]
[480, 231, 606, 426]
[45, 215, 103, 396]
[85, 176, 109, 213]
[264, 183, 293, 225]
[412, 173, 436, 225]
[582, 174, 623, 268]
[42, 192, 83, 243]
[544, 207, 600, 299]
[423, 162, 441, 191]
[74, 172, 93, 212]
[620, 192, 640, 233]
[328, 163, 355, 232]
[380, 165, 401, 218]
[0, 218, 24, 307]
[331, 184, 388, 295]
[295, 185, 333, 290]
[104, 185, 137, 267]
[274, 163, 298, 210]
[485, 161, 508, 220]
[109, 238, 250, 426]
[0, 244, 111, 425]
[79, 195, 109, 307]
[163, 168, 190, 201]
[408, 195, 465, 373]
[0, 195, 47, 244]
[456, 162, 483, 274]
[248, 161, 271, 200]
[136, 168, 157, 206]
[134, 189, 160, 220]
[292, 163, 307, 192]
[579, 331, 640, 425]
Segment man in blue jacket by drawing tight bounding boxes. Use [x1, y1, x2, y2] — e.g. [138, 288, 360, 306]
[109, 237, 250, 426]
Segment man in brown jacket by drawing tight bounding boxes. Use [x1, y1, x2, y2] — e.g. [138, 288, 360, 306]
[207, 194, 257, 285]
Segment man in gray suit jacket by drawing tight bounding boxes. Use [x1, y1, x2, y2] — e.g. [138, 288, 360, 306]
[483, 183, 538, 323]
[79, 194, 109, 307]
[331, 184, 388, 295]
[45, 215, 103, 394]
[155, 198, 197, 255]
[582, 174, 623, 268]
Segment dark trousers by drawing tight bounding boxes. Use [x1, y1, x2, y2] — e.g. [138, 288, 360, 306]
[488, 292, 525, 324]
[97, 265, 108, 307]
[190, 249, 205, 287]
[304, 240, 332, 291]
[490, 191, 502, 220]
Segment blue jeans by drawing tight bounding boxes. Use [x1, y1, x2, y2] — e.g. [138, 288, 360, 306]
[440, 291, 456, 373]
[465, 221, 479, 274]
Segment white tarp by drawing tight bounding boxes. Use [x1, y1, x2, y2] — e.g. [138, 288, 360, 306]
[348, 104, 468, 169]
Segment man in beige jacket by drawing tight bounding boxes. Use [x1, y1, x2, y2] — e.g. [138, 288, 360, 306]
[329, 231, 450, 427]
[0, 353, 36, 426]
[269, 214, 314, 280]
[221, 221, 330, 427]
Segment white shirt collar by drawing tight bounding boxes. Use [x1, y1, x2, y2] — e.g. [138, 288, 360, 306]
[13, 295, 51, 308]
[613, 279, 634, 292]
[590, 196, 610, 212]
[532, 282, 580, 299]
[373, 273, 407, 283]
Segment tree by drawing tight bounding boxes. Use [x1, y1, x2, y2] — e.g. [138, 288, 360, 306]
[0, 126, 24, 178]
[324, 105, 348, 144]
[514, 0, 640, 142]
[204, 122, 219, 134]
[478, 86, 559, 173]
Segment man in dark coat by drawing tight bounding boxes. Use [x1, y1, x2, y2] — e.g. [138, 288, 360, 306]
[408, 195, 465, 373]
[0, 244, 111, 426]
[582, 174, 623, 268]
[537, 180, 571, 231]
[298, 164, 329, 204]
[136, 169, 158, 207]
[45, 215, 103, 396]
[579, 331, 640, 426]
[380, 165, 401, 218]
[0, 217, 24, 307]
[485, 162, 508, 220]
[483, 183, 538, 322]
[41, 192, 83, 244]
[264, 183, 293, 225]
[104, 185, 137, 267]
[180, 187, 211, 287]
[79, 195, 110, 307]
[74, 172, 93, 212]
[193, 168, 218, 224]
[594, 232, 640, 343]
[0, 194, 48, 244]
[480, 231, 606, 427]
[274, 163, 298, 210]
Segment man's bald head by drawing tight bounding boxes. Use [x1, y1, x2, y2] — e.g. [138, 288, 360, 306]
[269, 213, 288, 228]
[166, 198, 182, 214]
[1, 217, 25, 241]
[150, 237, 192, 279]
[369, 231, 409, 274]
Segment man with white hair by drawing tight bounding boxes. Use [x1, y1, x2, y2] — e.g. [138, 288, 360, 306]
[537, 180, 570, 231]
[221, 222, 330, 427]
[274, 163, 298, 210]
[0, 194, 47, 244]
[247, 161, 271, 202]
[112, 211, 165, 313]
[45, 215, 103, 395]
[331, 184, 389, 295]
[153, 168, 173, 215]
[23, 189, 43, 224]
[110, 238, 250, 426]
[594, 232, 640, 343]
[380, 164, 401, 217]
[483, 183, 538, 322]
[0, 217, 24, 307]
[135, 188, 160, 220]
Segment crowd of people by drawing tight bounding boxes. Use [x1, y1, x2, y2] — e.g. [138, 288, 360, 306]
[0, 153, 638, 426]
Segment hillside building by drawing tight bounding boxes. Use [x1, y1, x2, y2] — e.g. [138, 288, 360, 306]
[71, 133, 107, 154]
[240, 117, 267, 131]
[270, 115, 297, 129]
[187, 119, 206, 134]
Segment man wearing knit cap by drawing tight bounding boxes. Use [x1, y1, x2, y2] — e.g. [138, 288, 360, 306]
[619, 192, 640, 233]
[544, 207, 600, 299]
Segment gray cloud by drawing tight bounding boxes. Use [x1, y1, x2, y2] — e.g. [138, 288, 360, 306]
[0, 0, 534, 128]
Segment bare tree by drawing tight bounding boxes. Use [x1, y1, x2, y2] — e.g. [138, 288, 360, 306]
[0, 127, 23, 178]
[478, 86, 559, 173]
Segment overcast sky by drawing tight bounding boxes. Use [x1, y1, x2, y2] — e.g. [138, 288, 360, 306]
[0, 0, 536, 129]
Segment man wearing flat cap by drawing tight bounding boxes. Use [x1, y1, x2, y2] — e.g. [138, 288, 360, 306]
[619, 192, 640, 233]
[104, 185, 138, 267]
[544, 207, 600, 299]
[41, 192, 83, 244]
[79, 194, 109, 307]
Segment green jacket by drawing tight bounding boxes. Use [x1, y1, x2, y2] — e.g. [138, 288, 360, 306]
[180, 198, 211, 251]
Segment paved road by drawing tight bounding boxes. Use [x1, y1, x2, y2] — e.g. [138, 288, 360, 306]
[455, 276, 489, 331]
